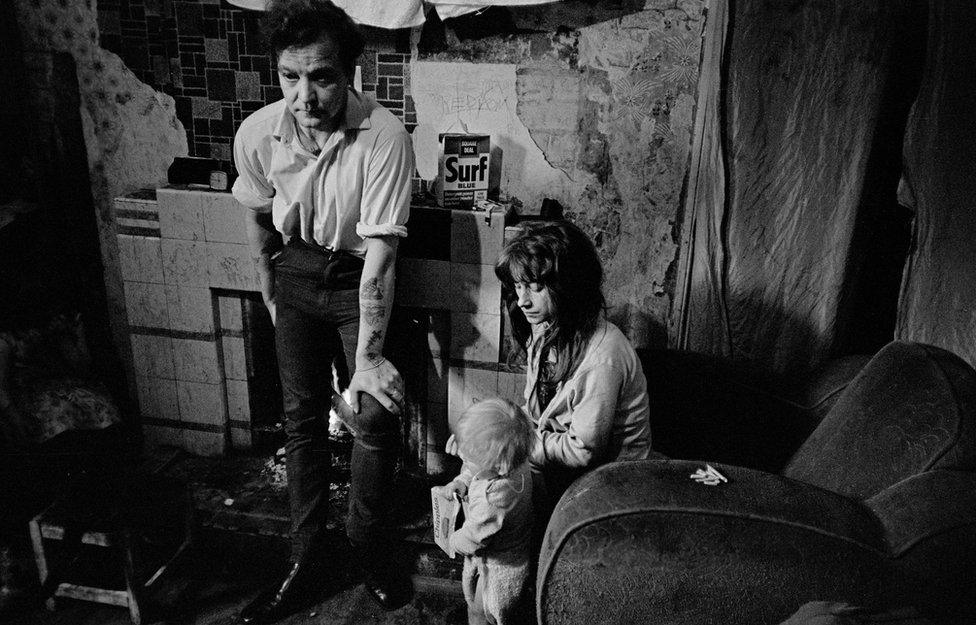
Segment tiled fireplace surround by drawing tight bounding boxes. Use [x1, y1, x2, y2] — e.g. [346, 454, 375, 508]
[114, 187, 524, 473]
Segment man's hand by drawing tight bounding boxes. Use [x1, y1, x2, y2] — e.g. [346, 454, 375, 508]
[245, 209, 280, 326]
[346, 358, 404, 414]
[349, 236, 400, 414]
[255, 255, 276, 326]
[250, 255, 276, 326]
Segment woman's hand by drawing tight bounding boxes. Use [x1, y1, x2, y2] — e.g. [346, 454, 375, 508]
[529, 430, 545, 467]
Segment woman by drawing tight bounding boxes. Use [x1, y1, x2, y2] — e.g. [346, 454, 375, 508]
[494, 220, 652, 505]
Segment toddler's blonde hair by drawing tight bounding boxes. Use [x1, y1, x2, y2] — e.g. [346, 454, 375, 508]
[454, 398, 534, 476]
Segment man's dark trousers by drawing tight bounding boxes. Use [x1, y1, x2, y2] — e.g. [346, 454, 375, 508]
[272, 241, 400, 564]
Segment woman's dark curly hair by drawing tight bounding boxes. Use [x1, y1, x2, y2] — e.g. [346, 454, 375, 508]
[262, 0, 364, 78]
[495, 220, 606, 384]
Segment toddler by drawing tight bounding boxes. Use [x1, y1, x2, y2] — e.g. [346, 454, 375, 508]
[438, 398, 535, 625]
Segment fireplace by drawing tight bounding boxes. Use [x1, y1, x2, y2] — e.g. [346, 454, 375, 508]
[114, 187, 525, 474]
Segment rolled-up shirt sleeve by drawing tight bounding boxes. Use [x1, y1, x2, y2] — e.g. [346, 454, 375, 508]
[356, 124, 413, 239]
[232, 127, 275, 213]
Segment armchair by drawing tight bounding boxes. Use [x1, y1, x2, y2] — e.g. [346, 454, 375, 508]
[537, 342, 976, 624]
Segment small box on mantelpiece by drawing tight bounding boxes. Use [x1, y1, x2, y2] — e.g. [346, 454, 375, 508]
[436, 134, 494, 209]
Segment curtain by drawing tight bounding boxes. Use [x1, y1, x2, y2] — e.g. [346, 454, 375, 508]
[673, 0, 920, 374]
[670, 0, 729, 357]
[895, 0, 976, 369]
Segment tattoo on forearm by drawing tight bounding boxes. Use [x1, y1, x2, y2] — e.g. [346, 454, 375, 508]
[361, 277, 384, 301]
[361, 302, 387, 326]
[363, 329, 384, 364]
[365, 329, 383, 354]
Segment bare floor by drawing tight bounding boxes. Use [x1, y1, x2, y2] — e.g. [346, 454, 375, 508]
[4, 528, 465, 625]
[1, 447, 465, 625]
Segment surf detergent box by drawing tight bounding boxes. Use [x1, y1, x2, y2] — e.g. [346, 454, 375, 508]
[437, 134, 491, 209]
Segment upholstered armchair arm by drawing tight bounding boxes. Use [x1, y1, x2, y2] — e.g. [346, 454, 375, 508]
[538, 460, 895, 625]
[866, 470, 976, 621]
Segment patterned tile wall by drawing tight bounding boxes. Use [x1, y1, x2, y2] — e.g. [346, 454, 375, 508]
[96, 0, 414, 173]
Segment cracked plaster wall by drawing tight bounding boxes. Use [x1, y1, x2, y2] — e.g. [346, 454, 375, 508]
[12, 0, 704, 353]
[14, 0, 188, 376]
[425, 0, 705, 347]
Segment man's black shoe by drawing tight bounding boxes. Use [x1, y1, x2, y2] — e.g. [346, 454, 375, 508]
[352, 539, 411, 611]
[237, 559, 321, 625]
[363, 574, 410, 611]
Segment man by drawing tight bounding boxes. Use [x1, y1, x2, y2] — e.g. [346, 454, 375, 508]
[231, 1, 414, 622]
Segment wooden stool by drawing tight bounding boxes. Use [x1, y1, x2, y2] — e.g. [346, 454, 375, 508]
[29, 474, 194, 624]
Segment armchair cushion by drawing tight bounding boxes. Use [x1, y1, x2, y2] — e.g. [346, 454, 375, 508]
[866, 470, 976, 621]
[784, 342, 976, 499]
[538, 460, 895, 625]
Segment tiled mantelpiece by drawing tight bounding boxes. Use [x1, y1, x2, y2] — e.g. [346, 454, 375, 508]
[115, 187, 263, 457]
[395, 205, 527, 474]
[115, 188, 524, 466]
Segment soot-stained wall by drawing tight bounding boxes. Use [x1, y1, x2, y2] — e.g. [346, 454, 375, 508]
[419, 1, 705, 347]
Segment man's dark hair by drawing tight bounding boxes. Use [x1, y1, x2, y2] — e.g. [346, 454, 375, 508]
[262, 0, 365, 78]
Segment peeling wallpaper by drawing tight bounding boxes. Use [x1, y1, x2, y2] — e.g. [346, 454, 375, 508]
[12, 0, 705, 352]
[14, 0, 188, 376]
[424, 1, 706, 346]
[579, 6, 701, 347]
